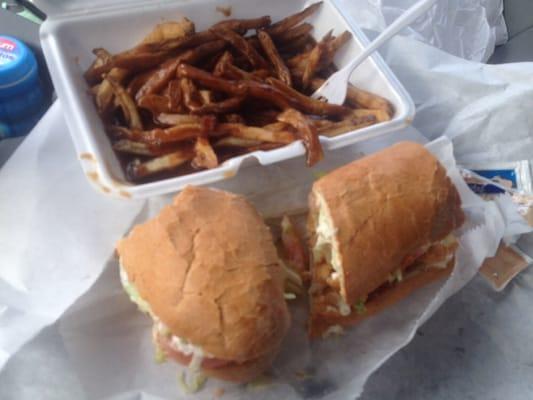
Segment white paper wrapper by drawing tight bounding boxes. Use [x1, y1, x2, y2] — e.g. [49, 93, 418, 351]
[2, 116, 526, 400]
[0, 102, 144, 370]
[378, 36, 533, 164]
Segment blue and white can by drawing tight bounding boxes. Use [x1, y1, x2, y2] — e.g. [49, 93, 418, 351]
[0, 35, 46, 138]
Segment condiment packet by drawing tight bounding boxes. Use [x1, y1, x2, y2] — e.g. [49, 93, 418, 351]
[460, 162, 533, 227]
[479, 242, 533, 291]
[460, 163, 533, 289]
[461, 160, 532, 196]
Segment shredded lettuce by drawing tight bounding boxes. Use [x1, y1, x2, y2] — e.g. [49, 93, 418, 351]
[313, 171, 328, 180]
[387, 269, 403, 284]
[119, 266, 153, 315]
[322, 324, 344, 338]
[154, 345, 167, 364]
[178, 371, 207, 394]
[395, 269, 403, 282]
[355, 299, 366, 315]
[246, 374, 273, 390]
[337, 298, 351, 316]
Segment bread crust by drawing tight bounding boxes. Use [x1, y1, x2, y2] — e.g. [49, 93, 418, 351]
[310, 141, 464, 305]
[117, 186, 290, 365]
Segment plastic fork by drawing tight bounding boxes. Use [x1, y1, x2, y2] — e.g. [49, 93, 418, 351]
[311, 0, 438, 104]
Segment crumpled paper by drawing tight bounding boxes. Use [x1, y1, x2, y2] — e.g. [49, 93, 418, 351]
[338, 0, 507, 62]
[0, 102, 145, 370]
[378, 35, 533, 164]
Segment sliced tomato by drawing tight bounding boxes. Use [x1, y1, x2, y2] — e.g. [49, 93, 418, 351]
[281, 215, 308, 277]
[155, 330, 233, 370]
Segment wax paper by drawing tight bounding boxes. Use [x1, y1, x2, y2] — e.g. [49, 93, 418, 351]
[1, 113, 528, 400]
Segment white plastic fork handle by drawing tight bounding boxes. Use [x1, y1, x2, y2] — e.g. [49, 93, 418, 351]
[314, 0, 438, 103]
[348, 0, 438, 69]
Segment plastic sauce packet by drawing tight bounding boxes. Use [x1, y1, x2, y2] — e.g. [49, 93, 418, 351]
[479, 243, 533, 291]
[460, 162, 533, 227]
[461, 161, 532, 195]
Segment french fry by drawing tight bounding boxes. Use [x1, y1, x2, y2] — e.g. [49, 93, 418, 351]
[257, 30, 292, 87]
[288, 30, 351, 79]
[213, 51, 234, 77]
[107, 78, 143, 130]
[246, 36, 262, 52]
[266, 78, 350, 117]
[316, 114, 377, 137]
[137, 94, 174, 115]
[167, 79, 183, 112]
[281, 215, 309, 283]
[325, 31, 352, 58]
[302, 30, 332, 89]
[135, 30, 217, 54]
[217, 123, 296, 144]
[223, 113, 246, 124]
[191, 96, 245, 115]
[140, 18, 195, 45]
[112, 50, 169, 73]
[244, 109, 279, 126]
[199, 90, 213, 105]
[243, 80, 292, 110]
[84, 48, 113, 84]
[113, 140, 183, 156]
[346, 84, 393, 117]
[217, 60, 270, 82]
[214, 136, 262, 148]
[311, 78, 394, 116]
[267, 2, 323, 36]
[278, 33, 315, 56]
[155, 113, 205, 126]
[192, 137, 219, 169]
[179, 77, 203, 112]
[127, 69, 155, 98]
[110, 117, 216, 145]
[135, 40, 226, 100]
[278, 108, 323, 166]
[212, 16, 271, 34]
[95, 68, 128, 114]
[350, 108, 391, 123]
[273, 22, 313, 43]
[177, 64, 247, 96]
[127, 146, 194, 180]
[211, 28, 269, 69]
[262, 121, 292, 132]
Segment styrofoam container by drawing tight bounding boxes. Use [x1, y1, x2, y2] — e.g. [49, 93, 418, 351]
[40, 0, 415, 199]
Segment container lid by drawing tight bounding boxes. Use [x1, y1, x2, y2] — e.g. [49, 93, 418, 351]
[30, 0, 163, 19]
[0, 36, 37, 89]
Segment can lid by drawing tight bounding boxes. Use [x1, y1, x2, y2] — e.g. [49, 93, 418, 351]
[0, 36, 37, 89]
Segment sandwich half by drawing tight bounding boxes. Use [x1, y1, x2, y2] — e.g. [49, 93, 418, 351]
[308, 141, 465, 338]
[117, 186, 290, 383]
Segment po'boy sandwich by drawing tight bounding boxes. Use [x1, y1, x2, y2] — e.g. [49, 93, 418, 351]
[117, 186, 290, 384]
[308, 142, 465, 338]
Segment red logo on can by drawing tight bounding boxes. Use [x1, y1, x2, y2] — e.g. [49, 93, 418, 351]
[0, 38, 16, 52]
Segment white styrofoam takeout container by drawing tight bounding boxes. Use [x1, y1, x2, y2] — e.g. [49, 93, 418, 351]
[40, 0, 415, 199]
